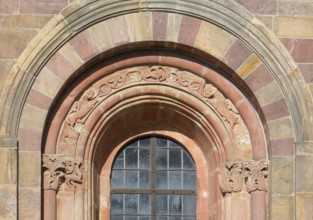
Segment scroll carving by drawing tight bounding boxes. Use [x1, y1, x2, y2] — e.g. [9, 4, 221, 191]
[219, 160, 268, 194]
[43, 154, 83, 191]
[64, 66, 242, 145]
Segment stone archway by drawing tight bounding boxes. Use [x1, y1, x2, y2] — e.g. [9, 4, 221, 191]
[1, 0, 311, 219]
[42, 50, 268, 219]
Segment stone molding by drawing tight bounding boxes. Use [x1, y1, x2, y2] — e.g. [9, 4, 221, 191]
[42, 154, 83, 191]
[63, 65, 241, 146]
[219, 160, 268, 194]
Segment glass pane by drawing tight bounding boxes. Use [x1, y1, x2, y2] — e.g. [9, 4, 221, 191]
[125, 216, 137, 220]
[139, 138, 150, 148]
[168, 217, 181, 220]
[113, 151, 124, 169]
[169, 149, 181, 169]
[157, 138, 167, 148]
[183, 171, 196, 189]
[125, 194, 138, 214]
[169, 171, 182, 189]
[183, 218, 196, 220]
[156, 195, 168, 214]
[157, 149, 167, 169]
[140, 217, 151, 220]
[125, 148, 138, 168]
[125, 171, 138, 188]
[169, 140, 179, 148]
[111, 194, 123, 214]
[111, 216, 123, 220]
[139, 170, 150, 188]
[183, 195, 196, 215]
[183, 151, 194, 169]
[156, 171, 168, 189]
[128, 140, 139, 148]
[139, 194, 151, 214]
[111, 170, 124, 188]
[156, 217, 167, 220]
[139, 149, 150, 169]
[169, 195, 182, 215]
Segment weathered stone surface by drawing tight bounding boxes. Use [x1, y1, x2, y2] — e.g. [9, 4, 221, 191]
[262, 98, 290, 121]
[236, 53, 262, 79]
[271, 138, 294, 156]
[0, 15, 52, 28]
[0, 185, 16, 219]
[256, 15, 273, 30]
[275, 16, 313, 38]
[272, 157, 294, 195]
[271, 196, 294, 220]
[178, 15, 201, 46]
[268, 117, 294, 139]
[126, 12, 153, 42]
[0, 29, 37, 59]
[18, 188, 40, 220]
[296, 141, 313, 155]
[194, 21, 235, 60]
[105, 16, 130, 46]
[299, 64, 313, 83]
[0, 148, 16, 184]
[32, 67, 64, 98]
[255, 81, 284, 106]
[87, 22, 113, 53]
[244, 64, 274, 92]
[296, 194, 313, 220]
[278, 1, 313, 16]
[19, 103, 48, 132]
[0, 0, 18, 14]
[166, 13, 182, 42]
[19, 151, 41, 188]
[234, 0, 277, 15]
[280, 38, 313, 63]
[20, 0, 68, 14]
[0, 60, 14, 95]
[296, 155, 313, 192]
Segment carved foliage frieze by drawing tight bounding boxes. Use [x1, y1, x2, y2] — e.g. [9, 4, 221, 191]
[63, 66, 242, 145]
[219, 160, 268, 194]
[42, 154, 83, 191]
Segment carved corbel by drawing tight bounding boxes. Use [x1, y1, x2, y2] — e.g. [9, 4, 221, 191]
[219, 162, 244, 194]
[244, 160, 268, 193]
[43, 154, 83, 191]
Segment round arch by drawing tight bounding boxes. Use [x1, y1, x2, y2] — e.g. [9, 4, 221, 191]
[1, 0, 310, 220]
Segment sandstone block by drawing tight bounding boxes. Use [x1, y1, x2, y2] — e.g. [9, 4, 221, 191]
[268, 117, 294, 139]
[0, 0, 18, 14]
[271, 157, 294, 195]
[0, 29, 37, 59]
[19, 151, 41, 188]
[296, 155, 313, 192]
[278, 1, 313, 17]
[194, 21, 235, 60]
[20, 0, 67, 14]
[236, 53, 262, 79]
[0, 185, 16, 219]
[271, 196, 294, 220]
[126, 12, 153, 42]
[255, 81, 284, 106]
[234, 0, 277, 15]
[18, 188, 40, 220]
[19, 103, 47, 132]
[296, 194, 313, 220]
[275, 16, 313, 38]
[0, 148, 17, 185]
[0, 15, 52, 28]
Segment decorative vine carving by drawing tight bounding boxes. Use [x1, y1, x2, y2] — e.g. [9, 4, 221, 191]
[64, 66, 241, 145]
[42, 154, 83, 191]
[219, 160, 268, 194]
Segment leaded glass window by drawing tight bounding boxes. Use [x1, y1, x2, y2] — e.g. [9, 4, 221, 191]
[110, 137, 197, 220]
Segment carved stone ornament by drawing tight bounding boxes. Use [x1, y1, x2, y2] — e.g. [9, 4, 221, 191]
[219, 160, 268, 194]
[42, 154, 83, 191]
[63, 66, 242, 145]
[219, 162, 244, 193]
[244, 160, 268, 193]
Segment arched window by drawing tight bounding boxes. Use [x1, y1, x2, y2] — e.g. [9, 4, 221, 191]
[110, 137, 197, 220]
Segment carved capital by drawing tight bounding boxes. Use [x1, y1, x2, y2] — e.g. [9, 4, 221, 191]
[244, 160, 268, 193]
[43, 154, 83, 191]
[219, 162, 244, 194]
[219, 160, 269, 194]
